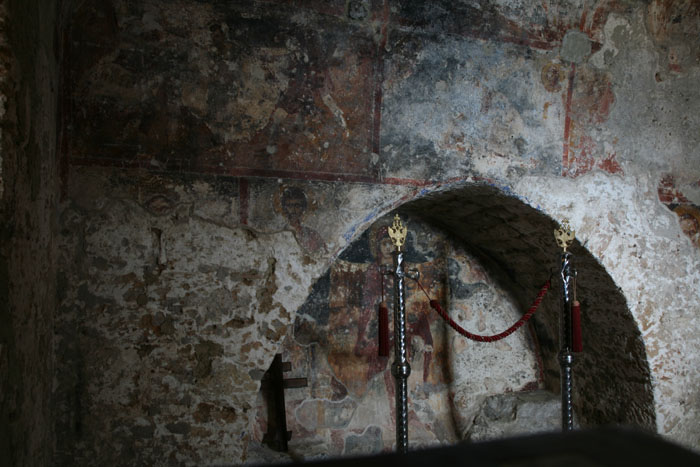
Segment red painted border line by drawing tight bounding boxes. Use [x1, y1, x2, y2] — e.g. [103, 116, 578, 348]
[370, 55, 384, 156]
[68, 156, 460, 187]
[579, 8, 589, 32]
[67, 157, 502, 190]
[562, 63, 576, 176]
[382, 177, 432, 187]
[68, 157, 380, 183]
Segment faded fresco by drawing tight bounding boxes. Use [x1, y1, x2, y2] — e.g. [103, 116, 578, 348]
[45, 0, 700, 464]
[658, 175, 700, 249]
[66, 0, 381, 180]
[250, 214, 543, 459]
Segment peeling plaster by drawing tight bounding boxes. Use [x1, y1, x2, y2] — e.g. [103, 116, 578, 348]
[514, 172, 700, 446]
[50, 0, 700, 463]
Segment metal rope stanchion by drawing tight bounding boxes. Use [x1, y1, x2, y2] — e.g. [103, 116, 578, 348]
[375, 214, 579, 445]
[555, 219, 576, 431]
[386, 215, 412, 453]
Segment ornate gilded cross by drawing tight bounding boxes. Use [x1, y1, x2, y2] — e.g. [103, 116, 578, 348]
[388, 214, 407, 251]
[554, 219, 575, 252]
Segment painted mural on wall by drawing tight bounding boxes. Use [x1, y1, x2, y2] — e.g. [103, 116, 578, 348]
[250, 214, 543, 459]
[66, 0, 694, 189]
[658, 175, 700, 249]
[48, 1, 700, 463]
[66, 0, 381, 180]
[274, 185, 327, 254]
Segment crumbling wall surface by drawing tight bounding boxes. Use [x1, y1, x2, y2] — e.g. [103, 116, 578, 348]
[381, 0, 700, 448]
[58, 0, 700, 462]
[0, 0, 60, 465]
[248, 214, 543, 460]
[54, 168, 340, 464]
[403, 185, 657, 432]
[513, 2, 700, 446]
[515, 174, 700, 448]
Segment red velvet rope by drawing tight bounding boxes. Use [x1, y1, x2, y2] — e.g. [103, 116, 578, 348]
[415, 280, 551, 343]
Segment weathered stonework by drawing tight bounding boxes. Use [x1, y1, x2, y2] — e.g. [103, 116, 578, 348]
[55, 168, 328, 464]
[514, 173, 700, 445]
[248, 214, 543, 460]
[403, 184, 657, 430]
[0, 0, 694, 465]
[467, 390, 567, 441]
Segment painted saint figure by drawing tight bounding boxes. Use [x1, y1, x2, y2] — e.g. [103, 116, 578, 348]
[280, 186, 327, 254]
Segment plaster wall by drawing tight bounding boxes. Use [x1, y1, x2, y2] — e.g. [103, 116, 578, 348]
[54, 0, 700, 464]
[249, 214, 545, 460]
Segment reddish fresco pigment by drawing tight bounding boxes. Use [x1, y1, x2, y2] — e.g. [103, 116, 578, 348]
[66, 1, 382, 181]
[658, 175, 700, 248]
[562, 64, 576, 176]
[563, 64, 620, 178]
[658, 174, 691, 205]
[567, 130, 597, 178]
[571, 67, 615, 126]
[597, 152, 623, 175]
[66, 1, 636, 186]
[249, 215, 544, 455]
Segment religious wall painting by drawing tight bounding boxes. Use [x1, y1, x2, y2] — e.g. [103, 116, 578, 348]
[658, 175, 700, 249]
[647, 0, 700, 81]
[67, 1, 380, 179]
[563, 65, 622, 178]
[324, 217, 452, 448]
[326, 220, 410, 399]
[253, 214, 546, 456]
[541, 62, 566, 93]
[273, 184, 327, 254]
[253, 216, 460, 455]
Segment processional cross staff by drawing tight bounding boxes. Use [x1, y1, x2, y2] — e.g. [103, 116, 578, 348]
[386, 214, 416, 453]
[380, 215, 581, 450]
[554, 218, 581, 431]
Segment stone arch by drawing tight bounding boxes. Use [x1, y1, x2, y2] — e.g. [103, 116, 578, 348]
[396, 182, 656, 430]
[250, 181, 655, 461]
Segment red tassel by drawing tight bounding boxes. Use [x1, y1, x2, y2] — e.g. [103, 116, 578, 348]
[378, 302, 389, 357]
[572, 301, 582, 353]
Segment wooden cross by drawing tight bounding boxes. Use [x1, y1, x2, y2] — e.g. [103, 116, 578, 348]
[261, 353, 307, 451]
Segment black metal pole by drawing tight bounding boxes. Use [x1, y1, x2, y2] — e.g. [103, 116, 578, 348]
[559, 251, 575, 431]
[391, 250, 411, 453]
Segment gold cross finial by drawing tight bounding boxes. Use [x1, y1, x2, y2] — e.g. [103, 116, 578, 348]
[388, 214, 407, 251]
[554, 218, 575, 252]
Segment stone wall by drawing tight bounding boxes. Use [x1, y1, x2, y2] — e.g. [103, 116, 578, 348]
[54, 0, 700, 464]
[248, 213, 544, 461]
[0, 0, 61, 465]
[55, 169, 329, 464]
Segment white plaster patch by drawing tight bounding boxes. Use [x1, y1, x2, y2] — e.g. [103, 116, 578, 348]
[590, 14, 631, 69]
[513, 172, 700, 447]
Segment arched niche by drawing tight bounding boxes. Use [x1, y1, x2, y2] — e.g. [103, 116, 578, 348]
[399, 183, 656, 430]
[249, 182, 655, 461]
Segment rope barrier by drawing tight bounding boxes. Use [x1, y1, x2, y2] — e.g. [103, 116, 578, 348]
[413, 279, 551, 343]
